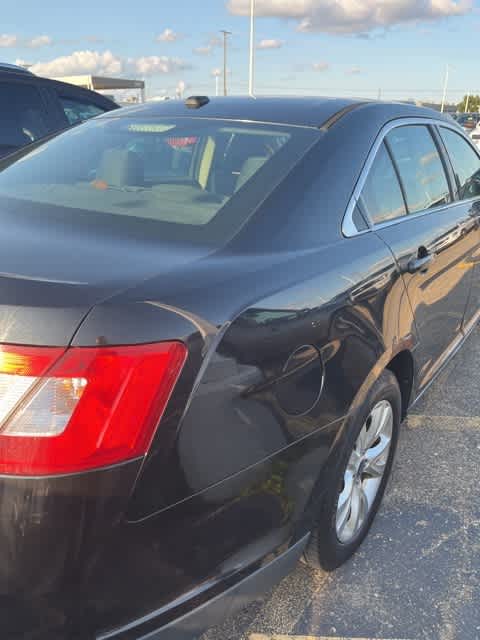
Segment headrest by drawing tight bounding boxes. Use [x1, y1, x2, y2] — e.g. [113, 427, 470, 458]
[97, 149, 144, 187]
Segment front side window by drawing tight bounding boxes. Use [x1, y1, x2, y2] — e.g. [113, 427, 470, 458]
[59, 96, 106, 125]
[359, 142, 407, 225]
[0, 82, 48, 155]
[0, 116, 317, 247]
[439, 127, 480, 200]
[386, 125, 450, 214]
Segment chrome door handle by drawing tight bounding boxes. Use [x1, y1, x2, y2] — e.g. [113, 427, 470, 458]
[407, 253, 434, 274]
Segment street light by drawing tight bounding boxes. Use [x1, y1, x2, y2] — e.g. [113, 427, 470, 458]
[249, 0, 256, 96]
[440, 64, 449, 113]
[212, 68, 221, 96]
[220, 30, 232, 96]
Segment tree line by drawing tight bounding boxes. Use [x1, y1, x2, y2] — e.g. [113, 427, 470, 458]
[457, 95, 480, 113]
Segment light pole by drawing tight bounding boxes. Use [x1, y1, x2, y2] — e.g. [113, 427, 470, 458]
[220, 30, 231, 96]
[249, 0, 256, 96]
[465, 92, 470, 113]
[440, 64, 449, 113]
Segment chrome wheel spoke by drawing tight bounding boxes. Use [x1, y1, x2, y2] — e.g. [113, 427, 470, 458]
[349, 482, 369, 534]
[355, 423, 370, 455]
[363, 435, 391, 478]
[336, 471, 354, 536]
[359, 401, 391, 453]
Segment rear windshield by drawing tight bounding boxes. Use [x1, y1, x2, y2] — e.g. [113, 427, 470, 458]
[0, 116, 317, 247]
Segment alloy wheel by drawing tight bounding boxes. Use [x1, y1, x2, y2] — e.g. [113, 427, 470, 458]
[335, 400, 393, 544]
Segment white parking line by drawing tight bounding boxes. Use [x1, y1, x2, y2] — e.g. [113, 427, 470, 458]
[407, 414, 480, 429]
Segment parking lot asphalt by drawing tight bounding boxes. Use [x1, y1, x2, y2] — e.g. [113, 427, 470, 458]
[201, 327, 480, 640]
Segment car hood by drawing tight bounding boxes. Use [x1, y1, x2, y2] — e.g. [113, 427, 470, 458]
[0, 197, 211, 345]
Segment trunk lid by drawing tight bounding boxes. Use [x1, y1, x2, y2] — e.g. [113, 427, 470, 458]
[0, 197, 210, 345]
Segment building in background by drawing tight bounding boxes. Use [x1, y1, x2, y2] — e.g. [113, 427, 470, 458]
[52, 75, 146, 103]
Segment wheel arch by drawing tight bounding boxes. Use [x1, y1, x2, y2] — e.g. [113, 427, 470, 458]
[386, 349, 415, 418]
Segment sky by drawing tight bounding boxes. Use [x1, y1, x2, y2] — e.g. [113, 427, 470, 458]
[1, 0, 480, 104]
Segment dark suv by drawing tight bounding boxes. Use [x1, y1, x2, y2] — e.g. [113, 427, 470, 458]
[0, 62, 117, 157]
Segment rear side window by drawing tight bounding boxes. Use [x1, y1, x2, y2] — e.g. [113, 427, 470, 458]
[359, 142, 407, 225]
[386, 125, 450, 214]
[439, 127, 480, 200]
[59, 96, 106, 125]
[0, 82, 48, 154]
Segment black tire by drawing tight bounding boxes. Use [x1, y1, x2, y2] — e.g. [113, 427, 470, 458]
[304, 369, 401, 571]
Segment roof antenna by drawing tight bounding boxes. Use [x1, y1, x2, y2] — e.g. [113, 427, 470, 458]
[185, 96, 210, 109]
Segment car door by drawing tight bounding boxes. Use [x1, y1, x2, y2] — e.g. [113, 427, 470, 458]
[0, 80, 50, 156]
[357, 122, 477, 391]
[436, 124, 480, 332]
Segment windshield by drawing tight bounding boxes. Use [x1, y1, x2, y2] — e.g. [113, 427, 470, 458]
[0, 116, 317, 247]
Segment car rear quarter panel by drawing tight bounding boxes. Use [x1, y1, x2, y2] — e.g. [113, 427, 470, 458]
[128, 232, 416, 519]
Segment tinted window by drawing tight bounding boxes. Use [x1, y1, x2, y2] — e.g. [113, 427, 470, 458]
[359, 143, 407, 225]
[0, 82, 48, 155]
[0, 117, 317, 247]
[352, 204, 368, 231]
[440, 127, 480, 200]
[59, 96, 106, 124]
[386, 125, 450, 214]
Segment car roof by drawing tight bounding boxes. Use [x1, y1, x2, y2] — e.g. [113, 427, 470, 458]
[105, 96, 452, 129]
[108, 96, 360, 128]
[0, 62, 33, 75]
[0, 67, 117, 108]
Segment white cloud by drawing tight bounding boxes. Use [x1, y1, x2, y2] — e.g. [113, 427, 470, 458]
[228, 0, 473, 34]
[30, 50, 123, 76]
[346, 65, 362, 75]
[28, 49, 189, 78]
[208, 36, 223, 47]
[193, 35, 223, 56]
[0, 34, 18, 47]
[193, 45, 213, 56]
[132, 55, 188, 76]
[157, 28, 180, 42]
[312, 61, 329, 71]
[257, 38, 284, 49]
[27, 35, 53, 48]
[1, 33, 53, 48]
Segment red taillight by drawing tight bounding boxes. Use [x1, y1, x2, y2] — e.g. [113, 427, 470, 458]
[0, 342, 187, 476]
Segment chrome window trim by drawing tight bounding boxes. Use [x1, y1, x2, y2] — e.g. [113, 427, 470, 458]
[342, 117, 475, 237]
[342, 197, 370, 236]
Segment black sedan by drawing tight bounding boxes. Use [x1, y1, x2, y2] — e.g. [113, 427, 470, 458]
[0, 96, 479, 639]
